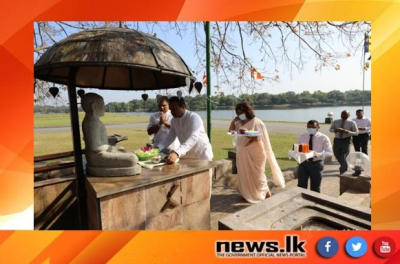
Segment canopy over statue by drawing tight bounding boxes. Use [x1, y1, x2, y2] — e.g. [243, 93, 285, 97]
[34, 27, 195, 90]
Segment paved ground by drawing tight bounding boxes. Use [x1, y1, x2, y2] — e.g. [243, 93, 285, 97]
[210, 143, 371, 230]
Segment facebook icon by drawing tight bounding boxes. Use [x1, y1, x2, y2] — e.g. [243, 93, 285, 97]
[317, 237, 339, 258]
[325, 241, 332, 252]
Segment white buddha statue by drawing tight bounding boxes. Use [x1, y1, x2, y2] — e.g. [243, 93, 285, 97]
[81, 93, 141, 176]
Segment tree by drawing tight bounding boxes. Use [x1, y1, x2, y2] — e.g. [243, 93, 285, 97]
[283, 91, 297, 104]
[34, 21, 370, 103]
[256, 93, 271, 106]
[327, 90, 345, 103]
[300, 97, 318, 105]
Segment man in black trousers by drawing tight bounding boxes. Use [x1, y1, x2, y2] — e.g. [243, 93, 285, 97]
[296, 120, 332, 193]
[352, 109, 371, 155]
[329, 110, 359, 175]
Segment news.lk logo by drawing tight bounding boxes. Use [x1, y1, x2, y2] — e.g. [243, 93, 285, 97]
[215, 235, 307, 258]
[316, 237, 339, 258]
[373, 237, 396, 258]
[345, 237, 368, 258]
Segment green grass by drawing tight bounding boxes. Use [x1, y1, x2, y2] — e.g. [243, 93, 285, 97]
[34, 113, 149, 127]
[35, 128, 299, 176]
[35, 113, 332, 128]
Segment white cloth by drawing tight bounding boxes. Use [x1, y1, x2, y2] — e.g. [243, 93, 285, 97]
[288, 151, 315, 164]
[148, 110, 179, 150]
[156, 110, 213, 161]
[296, 132, 333, 161]
[352, 117, 371, 134]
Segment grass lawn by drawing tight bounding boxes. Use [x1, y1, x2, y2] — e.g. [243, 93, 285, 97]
[34, 113, 149, 127]
[35, 128, 299, 175]
[34, 113, 308, 128]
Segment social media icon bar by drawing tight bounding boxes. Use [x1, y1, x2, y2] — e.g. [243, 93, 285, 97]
[374, 237, 396, 258]
[345, 237, 368, 258]
[317, 237, 339, 258]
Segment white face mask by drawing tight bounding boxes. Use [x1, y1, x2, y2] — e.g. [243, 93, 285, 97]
[307, 128, 317, 135]
[238, 114, 247, 120]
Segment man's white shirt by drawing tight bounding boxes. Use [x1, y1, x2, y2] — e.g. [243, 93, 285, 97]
[148, 110, 179, 149]
[156, 110, 213, 161]
[352, 117, 371, 135]
[296, 131, 333, 161]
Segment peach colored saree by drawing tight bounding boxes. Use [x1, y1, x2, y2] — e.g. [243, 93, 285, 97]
[235, 118, 285, 203]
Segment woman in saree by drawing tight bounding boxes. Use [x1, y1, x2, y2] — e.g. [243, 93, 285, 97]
[229, 102, 285, 203]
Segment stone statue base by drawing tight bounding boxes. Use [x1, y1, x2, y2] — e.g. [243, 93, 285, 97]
[87, 164, 141, 177]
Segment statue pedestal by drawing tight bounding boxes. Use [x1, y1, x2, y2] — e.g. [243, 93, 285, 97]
[339, 173, 371, 195]
[86, 159, 215, 230]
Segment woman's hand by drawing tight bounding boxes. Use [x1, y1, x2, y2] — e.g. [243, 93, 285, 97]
[229, 116, 240, 131]
[245, 136, 258, 146]
[239, 128, 248, 134]
[232, 116, 240, 123]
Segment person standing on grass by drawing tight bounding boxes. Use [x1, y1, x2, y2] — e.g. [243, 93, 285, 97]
[147, 96, 179, 154]
[228, 102, 285, 204]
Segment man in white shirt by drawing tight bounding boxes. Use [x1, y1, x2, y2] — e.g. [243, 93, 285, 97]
[147, 96, 179, 153]
[296, 120, 333, 193]
[352, 109, 371, 156]
[329, 110, 358, 174]
[155, 96, 213, 164]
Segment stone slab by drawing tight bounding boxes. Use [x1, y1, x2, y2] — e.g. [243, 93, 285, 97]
[182, 171, 211, 206]
[218, 187, 371, 230]
[182, 199, 211, 230]
[338, 191, 371, 208]
[146, 206, 183, 230]
[213, 159, 233, 181]
[340, 174, 371, 195]
[145, 180, 181, 220]
[86, 159, 215, 198]
[99, 188, 146, 230]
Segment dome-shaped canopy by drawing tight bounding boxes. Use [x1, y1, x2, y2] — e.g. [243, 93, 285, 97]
[34, 27, 195, 90]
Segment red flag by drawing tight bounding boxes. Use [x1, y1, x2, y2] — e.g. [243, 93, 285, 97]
[251, 66, 264, 79]
[202, 73, 207, 87]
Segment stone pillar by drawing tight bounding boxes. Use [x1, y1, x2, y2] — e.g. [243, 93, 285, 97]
[339, 174, 371, 195]
[228, 150, 237, 174]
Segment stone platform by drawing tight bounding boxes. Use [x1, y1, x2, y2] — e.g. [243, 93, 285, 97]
[210, 151, 371, 230]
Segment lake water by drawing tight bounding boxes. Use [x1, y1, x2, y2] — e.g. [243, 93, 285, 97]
[125, 105, 371, 123]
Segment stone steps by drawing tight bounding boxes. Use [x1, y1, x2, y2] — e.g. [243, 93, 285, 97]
[337, 190, 371, 208]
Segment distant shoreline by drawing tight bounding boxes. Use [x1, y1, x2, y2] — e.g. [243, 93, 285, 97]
[193, 103, 372, 111]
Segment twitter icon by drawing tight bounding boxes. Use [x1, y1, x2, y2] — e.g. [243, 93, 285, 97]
[346, 237, 368, 257]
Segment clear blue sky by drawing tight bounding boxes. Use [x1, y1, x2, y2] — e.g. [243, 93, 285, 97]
[38, 22, 371, 104]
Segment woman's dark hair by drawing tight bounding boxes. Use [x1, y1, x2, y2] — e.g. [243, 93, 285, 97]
[235, 102, 255, 119]
[158, 96, 169, 104]
[169, 96, 186, 107]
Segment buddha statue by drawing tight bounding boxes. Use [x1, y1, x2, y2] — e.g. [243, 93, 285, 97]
[81, 93, 141, 176]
